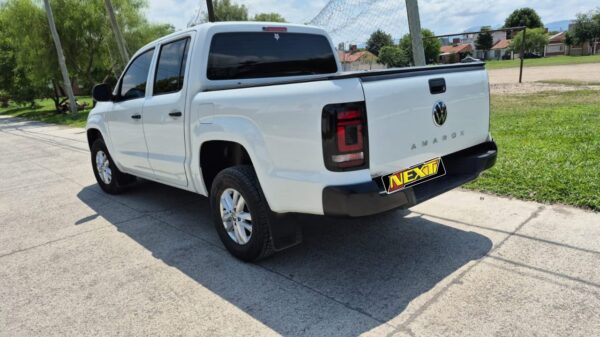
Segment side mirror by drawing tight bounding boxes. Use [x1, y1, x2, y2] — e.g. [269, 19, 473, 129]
[92, 83, 113, 102]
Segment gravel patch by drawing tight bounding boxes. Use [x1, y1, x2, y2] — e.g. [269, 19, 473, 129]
[488, 63, 600, 85]
[491, 82, 600, 95]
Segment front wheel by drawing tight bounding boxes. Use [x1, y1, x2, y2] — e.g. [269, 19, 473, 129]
[91, 139, 135, 194]
[210, 166, 274, 261]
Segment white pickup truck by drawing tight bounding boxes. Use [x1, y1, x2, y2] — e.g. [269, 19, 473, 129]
[87, 22, 497, 261]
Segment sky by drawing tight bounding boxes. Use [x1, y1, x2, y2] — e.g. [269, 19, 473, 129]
[146, 0, 597, 43]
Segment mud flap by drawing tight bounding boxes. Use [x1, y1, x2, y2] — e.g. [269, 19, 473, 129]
[269, 213, 303, 251]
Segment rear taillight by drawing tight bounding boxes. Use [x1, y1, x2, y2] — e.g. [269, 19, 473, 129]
[322, 102, 369, 171]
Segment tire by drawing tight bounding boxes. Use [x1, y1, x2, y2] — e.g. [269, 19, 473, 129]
[210, 165, 274, 262]
[91, 138, 135, 194]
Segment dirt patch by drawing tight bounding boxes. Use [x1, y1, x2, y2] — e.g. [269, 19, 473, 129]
[488, 63, 600, 85]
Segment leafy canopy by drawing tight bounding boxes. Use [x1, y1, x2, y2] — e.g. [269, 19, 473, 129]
[208, 0, 248, 21]
[203, 0, 286, 23]
[509, 28, 549, 54]
[504, 8, 544, 29]
[366, 29, 394, 56]
[0, 0, 173, 106]
[398, 29, 441, 65]
[569, 9, 600, 47]
[253, 12, 286, 22]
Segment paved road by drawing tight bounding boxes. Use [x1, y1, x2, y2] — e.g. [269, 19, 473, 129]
[1, 116, 599, 336]
[488, 63, 600, 84]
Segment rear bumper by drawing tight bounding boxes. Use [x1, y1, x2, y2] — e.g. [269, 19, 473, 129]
[322, 141, 497, 217]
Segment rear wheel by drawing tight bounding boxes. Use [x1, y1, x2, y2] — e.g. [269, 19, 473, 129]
[91, 139, 135, 194]
[210, 166, 274, 261]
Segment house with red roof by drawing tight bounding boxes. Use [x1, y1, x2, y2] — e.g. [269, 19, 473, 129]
[491, 39, 513, 60]
[545, 32, 567, 56]
[439, 44, 473, 63]
[337, 50, 383, 71]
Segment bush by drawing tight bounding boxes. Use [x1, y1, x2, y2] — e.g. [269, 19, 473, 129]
[378, 46, 410, 68]
[0, 90, 9, 108]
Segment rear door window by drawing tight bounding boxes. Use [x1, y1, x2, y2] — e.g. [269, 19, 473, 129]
[154, 37, 190, 95]
[207, 32, 338, 80]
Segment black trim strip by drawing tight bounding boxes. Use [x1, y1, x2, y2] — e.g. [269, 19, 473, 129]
[358, 63, 483, 82]
[322, 141, 497, 217]
[203, 62, 485, 92]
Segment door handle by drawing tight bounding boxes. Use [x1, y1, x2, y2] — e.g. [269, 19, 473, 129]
[131, 114, 141, 120]
[429, 78, 446, 95]
[169, 111, 182, 117]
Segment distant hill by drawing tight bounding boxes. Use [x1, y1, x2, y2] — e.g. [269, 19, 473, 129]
[545, 20, 571, 32]
[463, 24, 502, 33]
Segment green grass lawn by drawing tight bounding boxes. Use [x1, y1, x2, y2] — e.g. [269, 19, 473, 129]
[465, 90, 600, 211]
[485, 54, 600, 70]
[0, 97, 92, 128]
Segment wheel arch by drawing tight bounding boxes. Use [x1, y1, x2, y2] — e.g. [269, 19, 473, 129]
[86, 128, 104, 150]
[199, 140, 254, 194]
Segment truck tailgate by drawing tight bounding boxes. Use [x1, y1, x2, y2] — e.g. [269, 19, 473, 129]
[360, 66, 490, 177]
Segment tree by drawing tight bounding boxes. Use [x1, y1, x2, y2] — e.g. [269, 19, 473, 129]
[378, 46, 409, 68]
[594, 8, 600, 54]
[1, 0, 56, 107]
[398, 29, 441, 65]
[366, 29, 394, 56]
[253, 12, 286, 22]
[570, 11, 600, 55]
[475, 26, 494, 57]
[43, 0, 77, 113]
[0, 0, 173, 110]
[510, 28, 549, 54]
[205, 0, 248, 21]
[0, 16, 16, 100]
[565, 31, 577, 55]
[104, 0, 129, 67]
[504, 8, 544, 29]
[105, 0, 174, 74]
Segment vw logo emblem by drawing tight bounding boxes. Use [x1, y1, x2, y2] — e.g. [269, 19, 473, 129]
[433, 101, 448, 126]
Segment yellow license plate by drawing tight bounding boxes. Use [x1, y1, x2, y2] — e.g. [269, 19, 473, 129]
[382, 158, 446, 194]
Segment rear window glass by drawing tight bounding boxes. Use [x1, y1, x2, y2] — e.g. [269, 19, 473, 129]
[207, 32, 338, 80]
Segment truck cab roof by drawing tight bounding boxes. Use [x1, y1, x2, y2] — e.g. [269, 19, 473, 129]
[136, 21, 332, 55]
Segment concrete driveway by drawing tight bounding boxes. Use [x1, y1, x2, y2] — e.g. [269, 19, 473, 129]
[1, 116, 599, 336]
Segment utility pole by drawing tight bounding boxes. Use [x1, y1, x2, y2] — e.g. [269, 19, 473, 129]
[43, 0, 77, 114]
[206, 0, 215, 22]
[405, 0, 426, 66]
[104, 0, 129, 67]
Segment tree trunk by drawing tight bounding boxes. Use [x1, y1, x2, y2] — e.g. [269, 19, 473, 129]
[51, 79, 61, 111]
[104, 0, 129, 69]
[43, 0, 77, 114]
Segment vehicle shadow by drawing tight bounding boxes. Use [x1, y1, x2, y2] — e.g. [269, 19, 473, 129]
[78, 180, 492, 336]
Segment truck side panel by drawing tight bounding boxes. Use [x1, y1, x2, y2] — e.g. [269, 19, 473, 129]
[189, 78, 368, 214]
